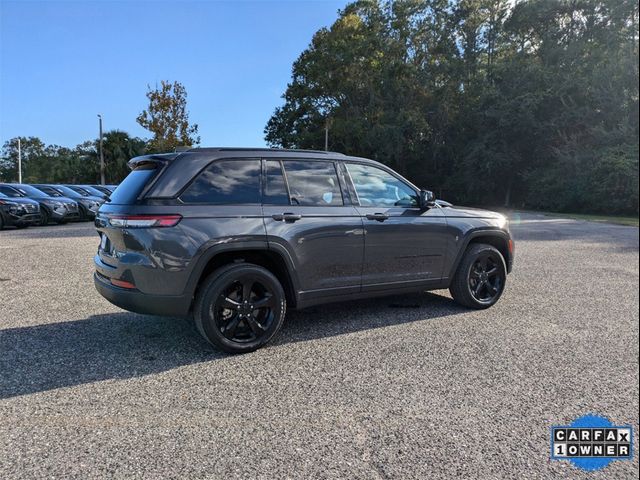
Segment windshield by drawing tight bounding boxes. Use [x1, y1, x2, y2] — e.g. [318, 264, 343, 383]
[79, 185, 107, 197]
[33, 185, 64, 197]
[42, 185, 83, 198]
[0, 185, 25, 197]
[14, 184, 50, 197]
[67, 186, 91, 197]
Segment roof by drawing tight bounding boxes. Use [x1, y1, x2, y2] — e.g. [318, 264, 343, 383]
[138, 147, 387, 198]
[187, 147, 345, 156]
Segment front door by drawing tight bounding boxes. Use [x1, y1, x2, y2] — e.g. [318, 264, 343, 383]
[343, 162, 448, 290]
[262, 159, 364, 296]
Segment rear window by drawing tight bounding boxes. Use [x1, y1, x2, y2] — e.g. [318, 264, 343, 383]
[109, 166, 157, 204]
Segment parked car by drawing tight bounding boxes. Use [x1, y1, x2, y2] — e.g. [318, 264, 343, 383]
[0, 191, 41, 229]
[65, 185, 110, 201]
[0, 183, 79, 225]
[90, 184, 118, 195]
[94, 148, 514, 353]
[33, 184, 103, 221]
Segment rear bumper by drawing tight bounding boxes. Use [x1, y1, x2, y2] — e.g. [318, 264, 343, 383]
[94, 272, 192, 317]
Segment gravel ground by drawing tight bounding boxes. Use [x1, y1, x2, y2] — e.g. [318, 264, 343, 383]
[0, 213, 638, 479]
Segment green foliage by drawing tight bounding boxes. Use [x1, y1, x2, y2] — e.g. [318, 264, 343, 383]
[0, 131, 147, 184]
[266, 0, 639, 214]
[136, 80, 200, 152]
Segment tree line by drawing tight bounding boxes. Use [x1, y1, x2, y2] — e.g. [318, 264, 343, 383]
[0, 80, 199, 185]
[2, 1, 638, 214]
[266, 0, 639, 214]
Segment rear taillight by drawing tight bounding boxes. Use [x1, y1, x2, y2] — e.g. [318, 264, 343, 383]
[107, 214, 182, 228]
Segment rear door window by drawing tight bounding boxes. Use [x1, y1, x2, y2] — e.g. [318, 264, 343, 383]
[282, 161, 343, 206]
[180, 159, 261, 204]
[109, 166, 158, 204]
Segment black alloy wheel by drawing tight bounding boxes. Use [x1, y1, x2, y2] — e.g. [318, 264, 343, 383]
[40, 208, 49, 226]
[468, 253, 503, 303]
[450, 243, 507, 309]
[194, 263, 286, 353]
[214, 275, 278, 343]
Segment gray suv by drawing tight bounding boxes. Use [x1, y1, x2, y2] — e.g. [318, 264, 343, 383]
[94, 148, 514, 353]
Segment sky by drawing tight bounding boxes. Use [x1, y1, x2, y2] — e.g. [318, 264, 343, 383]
[0, 0, 349, 148]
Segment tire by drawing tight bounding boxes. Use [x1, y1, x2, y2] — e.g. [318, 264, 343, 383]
[0, 214, 4, 230]
[194, 263, 286, 354]
[78, 205, 87, 221]
[450, 243, 507, 309]
[40, 208, 49, 226]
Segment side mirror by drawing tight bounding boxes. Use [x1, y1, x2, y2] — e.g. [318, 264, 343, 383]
[419, 189, 436, 209]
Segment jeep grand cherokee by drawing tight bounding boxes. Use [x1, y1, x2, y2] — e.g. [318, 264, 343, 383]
[94, 148, 514, 353]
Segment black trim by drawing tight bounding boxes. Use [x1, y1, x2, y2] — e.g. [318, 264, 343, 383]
[94, 273, 192, 317]
[448, 229, 513, 278]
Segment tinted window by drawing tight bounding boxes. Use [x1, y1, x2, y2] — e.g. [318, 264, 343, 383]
[34, 186, 64, 197]
[0, 186, 23, 197]
[283, 161, 343, 206]
[109, 166, 158, 204]
[346, 163, 417, 207]
[14, 185, 50, 197]
[263, 160, 289, 205]
[181, 159, 261, 204]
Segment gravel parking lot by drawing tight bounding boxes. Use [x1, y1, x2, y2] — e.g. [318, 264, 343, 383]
[1, 213, 638, 479]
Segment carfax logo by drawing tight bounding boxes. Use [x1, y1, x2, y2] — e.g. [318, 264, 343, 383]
[551, 414, 634, 471]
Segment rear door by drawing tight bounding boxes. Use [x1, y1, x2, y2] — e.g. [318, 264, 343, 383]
[262, 159, 364, 296]
[343, 162, 448, 289]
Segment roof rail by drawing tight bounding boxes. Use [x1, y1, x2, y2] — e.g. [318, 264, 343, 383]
[186, 147, 345, 155]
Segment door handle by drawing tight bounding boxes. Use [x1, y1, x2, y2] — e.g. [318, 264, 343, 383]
[366, 213, 389, 222]
[272, 212, 302, 222]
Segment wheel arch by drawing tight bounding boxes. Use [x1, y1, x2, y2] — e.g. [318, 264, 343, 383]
[448, 229, 512, 279]
[186, 244, 299, 310]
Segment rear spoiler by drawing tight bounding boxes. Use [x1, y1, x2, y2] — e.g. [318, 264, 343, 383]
[127, 153, 181, 170]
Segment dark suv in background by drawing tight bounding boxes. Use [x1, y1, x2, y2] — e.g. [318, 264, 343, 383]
[34, 184, 103, 221]
[0, 183, 79, 225]
[0, 191, 41, 229]
[94, 148, 514, 353]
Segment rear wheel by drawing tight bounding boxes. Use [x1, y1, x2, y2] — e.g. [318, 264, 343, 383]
[194, 263, 286, 353]
[450, 243, 506, 309]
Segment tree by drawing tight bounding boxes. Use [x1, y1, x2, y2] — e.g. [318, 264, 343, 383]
[266, 0, 639, 214]
[136, 80, 200, 152]
[0, 137, 46, 182]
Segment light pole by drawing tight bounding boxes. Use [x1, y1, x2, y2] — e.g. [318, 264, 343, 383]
[98, 114, 105, 185]
[324, 116, 330, 151]
[17, 138, 22, 183]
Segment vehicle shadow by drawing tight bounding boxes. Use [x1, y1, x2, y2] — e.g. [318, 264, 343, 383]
[0, 291, 464, 399]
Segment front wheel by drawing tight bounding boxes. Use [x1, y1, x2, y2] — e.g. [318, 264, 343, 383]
[450, 243, 507, 309]
[194, 263, 286, 353]
[40, 209, 49, 226]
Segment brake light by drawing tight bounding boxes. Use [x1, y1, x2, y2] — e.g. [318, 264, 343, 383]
[107, 214, 182, 228]
[508, 239, 515, 253]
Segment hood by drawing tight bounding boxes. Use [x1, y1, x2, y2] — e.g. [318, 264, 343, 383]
[440, 205, 506, 220]
[38, 196, 79, 205]
[1, 197, 40, 206]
